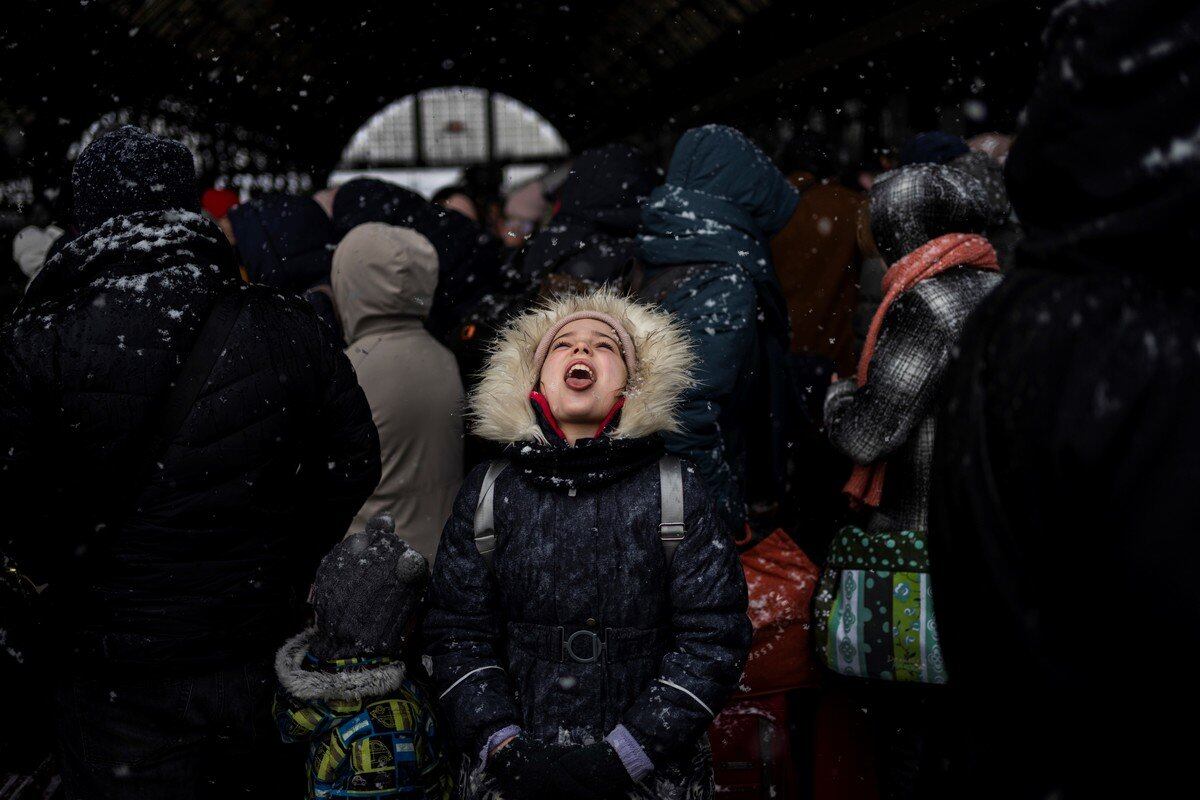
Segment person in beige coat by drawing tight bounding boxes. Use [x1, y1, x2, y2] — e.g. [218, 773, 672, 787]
[332, 222, 465, 561]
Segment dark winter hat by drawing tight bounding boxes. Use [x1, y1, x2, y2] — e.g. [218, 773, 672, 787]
[72, 125, 198, 232]
[898, 131, 970, 167]
[309, 516, 430, 661]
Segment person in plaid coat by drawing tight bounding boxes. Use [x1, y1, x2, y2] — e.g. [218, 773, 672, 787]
[824, 163, 1002, 534]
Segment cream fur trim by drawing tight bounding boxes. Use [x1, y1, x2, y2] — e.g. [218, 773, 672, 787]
[469, 287, 696, 443]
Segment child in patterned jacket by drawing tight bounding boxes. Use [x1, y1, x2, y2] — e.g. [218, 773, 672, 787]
[274, 517, 451, 799]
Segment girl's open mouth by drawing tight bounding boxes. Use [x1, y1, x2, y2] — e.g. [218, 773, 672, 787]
[564, 360, 596, 390]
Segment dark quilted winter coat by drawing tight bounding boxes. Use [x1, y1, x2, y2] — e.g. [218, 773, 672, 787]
[423, 291, 751, 799]
[0, 210, 380, 671]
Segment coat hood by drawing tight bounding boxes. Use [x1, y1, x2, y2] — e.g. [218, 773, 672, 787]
[470, 288, 695, 444]
[639, 125, 798, 286]
[21, 209, 236, 309]
[1004, 0, 1200, 284]
[646, 124, 799, 242]
[332, 222, 438, 342]
[275, 628, 407, 702]
[869, 163, 993, 265]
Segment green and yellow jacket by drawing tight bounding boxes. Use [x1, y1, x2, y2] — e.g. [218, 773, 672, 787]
[274, 628, 452, 799]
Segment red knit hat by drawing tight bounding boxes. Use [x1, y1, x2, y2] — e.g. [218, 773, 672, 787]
[201, 187, 239, 219]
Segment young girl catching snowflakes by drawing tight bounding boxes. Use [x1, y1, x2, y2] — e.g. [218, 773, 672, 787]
[423, 289, 751, 800]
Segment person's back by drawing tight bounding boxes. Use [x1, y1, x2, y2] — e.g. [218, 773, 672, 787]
[637, 125, 800, 534]
[522, 143, 657, 287]
[825, 163, 1002, 535]
[228, 192, 343, 340]
[929, 1, 1200, 796]
[0, 125, 380, 797]
[333, 222, 464, 562]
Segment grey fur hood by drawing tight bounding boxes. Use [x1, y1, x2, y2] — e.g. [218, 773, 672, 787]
[274, 627, 407, 702]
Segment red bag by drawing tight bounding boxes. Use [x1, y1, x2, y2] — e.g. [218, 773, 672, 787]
[710, 694, 798, 799]
[737, 528, 821, 696]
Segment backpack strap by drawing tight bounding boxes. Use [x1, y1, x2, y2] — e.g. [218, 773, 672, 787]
[472, 456, 685, 572]
[473, 460, 510, 569]
[658, 455, 686, 568]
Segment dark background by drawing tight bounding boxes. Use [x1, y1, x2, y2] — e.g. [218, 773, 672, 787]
[1, 0, 1049, 226]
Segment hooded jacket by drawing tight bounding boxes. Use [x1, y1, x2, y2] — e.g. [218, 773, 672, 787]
[928, 2, 1200, 796]
[332, 179, 507, 345]
[637, 125, 800, 534]
[0, 210, 380, 669]
[422, 290, 751, 799]
[333, 223, 464, 561]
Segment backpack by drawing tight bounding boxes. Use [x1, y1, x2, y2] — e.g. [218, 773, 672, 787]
[471, 455, 686, 569]
[736, 529, 821, 696]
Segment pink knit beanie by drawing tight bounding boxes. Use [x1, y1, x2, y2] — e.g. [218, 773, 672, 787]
[532, 310, 637, 382]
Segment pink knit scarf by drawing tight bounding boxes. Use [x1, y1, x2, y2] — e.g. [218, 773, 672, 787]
[843, 233, 1000, 508]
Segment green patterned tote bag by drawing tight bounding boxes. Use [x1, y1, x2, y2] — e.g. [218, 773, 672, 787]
[813, 526, 947, 684]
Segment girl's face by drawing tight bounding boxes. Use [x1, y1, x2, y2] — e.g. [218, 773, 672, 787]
[538, 318, 628, 436]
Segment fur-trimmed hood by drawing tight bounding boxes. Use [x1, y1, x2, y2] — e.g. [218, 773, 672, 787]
[274, 628, 407, 702]
[470, 288, 695, 444]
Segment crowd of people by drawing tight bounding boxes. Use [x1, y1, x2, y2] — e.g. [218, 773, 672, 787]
[1, 0, 1197, 798]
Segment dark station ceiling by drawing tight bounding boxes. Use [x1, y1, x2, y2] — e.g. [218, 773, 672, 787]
[1, 0, 1048, 187]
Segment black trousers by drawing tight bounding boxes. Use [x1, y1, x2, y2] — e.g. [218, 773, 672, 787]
[53, 660, 301, 800]
[859, 685, 952, 800]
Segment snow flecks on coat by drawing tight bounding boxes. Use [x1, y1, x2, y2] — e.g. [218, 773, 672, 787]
[0, 207, 380, 670]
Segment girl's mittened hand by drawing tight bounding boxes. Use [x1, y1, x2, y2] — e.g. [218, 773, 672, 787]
[552, 742, 637, 799]
[488, 736, 572, 800]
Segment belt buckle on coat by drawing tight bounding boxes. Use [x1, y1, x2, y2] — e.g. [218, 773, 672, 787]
[561, 628, 605, 664]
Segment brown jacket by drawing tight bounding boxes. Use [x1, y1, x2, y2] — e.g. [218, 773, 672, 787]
[333, 223, 464, 561]
[770, 173, 866, 375]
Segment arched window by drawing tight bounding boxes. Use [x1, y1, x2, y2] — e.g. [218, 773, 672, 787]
[331, 87, 568, 197]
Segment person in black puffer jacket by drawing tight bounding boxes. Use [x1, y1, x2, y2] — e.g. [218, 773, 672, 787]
[227, 192, 343, 341]
[423, 288, 751, 800]
[0, 125, 380, 798]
